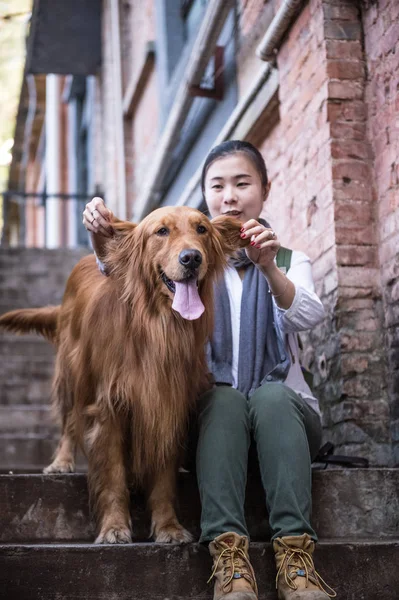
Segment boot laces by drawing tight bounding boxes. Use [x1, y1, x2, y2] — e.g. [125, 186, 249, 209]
[208, 544, 258, 595]
[276, 544, 336, 598]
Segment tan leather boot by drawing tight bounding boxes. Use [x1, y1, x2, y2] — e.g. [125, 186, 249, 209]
[273, 534, 336, 599]
[208, 532, 258, 599]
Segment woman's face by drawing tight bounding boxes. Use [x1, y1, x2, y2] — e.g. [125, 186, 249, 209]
[204, 152, 269, 221]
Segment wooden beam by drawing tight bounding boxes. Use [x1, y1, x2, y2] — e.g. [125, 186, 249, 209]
[122, 41, 155, 118]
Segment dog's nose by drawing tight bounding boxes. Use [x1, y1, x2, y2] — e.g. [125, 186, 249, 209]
[179, 249, 202, 270]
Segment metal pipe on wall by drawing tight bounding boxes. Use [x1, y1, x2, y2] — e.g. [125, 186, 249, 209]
[133, 0, 234, 221]
[67, 100, 78, 248]
[177, 0, 305, 208]
[110, 0, 127, 220]
[45, 74, 61, 248]
[256, 0, 304, 61]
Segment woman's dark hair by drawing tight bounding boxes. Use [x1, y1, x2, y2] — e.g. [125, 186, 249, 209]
[200, 140, 269, 196]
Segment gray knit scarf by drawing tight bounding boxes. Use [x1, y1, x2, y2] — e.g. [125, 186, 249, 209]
[207, 219, 291, 397]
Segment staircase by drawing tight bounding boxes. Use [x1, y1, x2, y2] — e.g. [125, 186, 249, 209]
[0, 248, 398, 599]
[0, 248, 89, 472]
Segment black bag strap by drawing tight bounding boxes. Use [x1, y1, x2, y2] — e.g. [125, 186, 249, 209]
[313, 442, 369, 469]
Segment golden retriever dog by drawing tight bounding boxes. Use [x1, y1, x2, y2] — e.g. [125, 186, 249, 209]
[0, 206, 249, 544]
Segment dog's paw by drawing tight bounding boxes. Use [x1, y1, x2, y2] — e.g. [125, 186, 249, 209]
[154, 523, 194, 544]
[95, 527, 132, 544]
[43, 460, 75, 474]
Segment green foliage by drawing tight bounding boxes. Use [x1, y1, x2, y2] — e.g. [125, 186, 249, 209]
[0, 0, 32, 187]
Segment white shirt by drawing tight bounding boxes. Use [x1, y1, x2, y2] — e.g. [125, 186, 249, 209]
[224, 250, 325, 416]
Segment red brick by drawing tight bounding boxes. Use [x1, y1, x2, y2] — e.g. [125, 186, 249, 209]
[335, 224, 375, 246]
[328, 80, 364, 100]
[338, 266, 379, 288]
[336, 245, 377, 267]
[325, 39, 363, 60]
[324, 20, 362, 41]
[333, 184, 374, 203]
[342, 376, 373, 397]
[334, 201, 372, 226]
[338, 298, 378, 312]
[332, 160, 372, 183]
[323, 4, 360, 21]
[341, 355, 370, 375]
[330, 120, 367, 140]
[326, 59, 365, 80]
[331, 139, 371, 161]
[340, 332, 378, 352]
[327, 100, 367, 122]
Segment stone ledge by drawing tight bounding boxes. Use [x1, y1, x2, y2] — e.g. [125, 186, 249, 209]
[0, 540, 398, 600]
[0, 470, 397, 543]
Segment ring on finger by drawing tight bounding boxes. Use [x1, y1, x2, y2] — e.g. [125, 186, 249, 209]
[270, 230, 276, 239]
[90, 216, 96, 224]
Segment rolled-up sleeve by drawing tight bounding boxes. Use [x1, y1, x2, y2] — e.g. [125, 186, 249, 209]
[274, 251, 325, 333]
[95, 253, 109, 276]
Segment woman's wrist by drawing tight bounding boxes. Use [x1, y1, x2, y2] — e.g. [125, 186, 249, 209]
[256, 261, 295, 308]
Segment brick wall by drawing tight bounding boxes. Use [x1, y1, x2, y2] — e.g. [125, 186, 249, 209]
[236, 0, 394, 464]
[323, 0, 391, 465]
[362, 0, 399, 463]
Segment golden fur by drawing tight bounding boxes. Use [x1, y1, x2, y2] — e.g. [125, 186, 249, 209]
[0, 206, 248, 543]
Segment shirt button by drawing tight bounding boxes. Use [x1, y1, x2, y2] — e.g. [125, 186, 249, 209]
[280, 355, 286, 362]
[266, 375, 272, 381]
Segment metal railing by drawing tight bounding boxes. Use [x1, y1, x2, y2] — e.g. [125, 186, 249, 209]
[1, 190, 95, 248]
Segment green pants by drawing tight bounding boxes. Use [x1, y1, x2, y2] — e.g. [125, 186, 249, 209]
[195, 383, 322, 543]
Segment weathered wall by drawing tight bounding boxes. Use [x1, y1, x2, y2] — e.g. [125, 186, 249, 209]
[362, 0, 399, 464]
[235, 0, 393, 464]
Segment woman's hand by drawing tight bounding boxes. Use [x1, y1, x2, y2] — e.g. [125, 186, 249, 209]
[82, 197, 114, 238]
[240, 218, 295, 308]
[240, 219, 280, 271]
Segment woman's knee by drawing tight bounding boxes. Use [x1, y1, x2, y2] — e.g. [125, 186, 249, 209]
[198, 386, 248, 424]
[249, 383, 300, 419]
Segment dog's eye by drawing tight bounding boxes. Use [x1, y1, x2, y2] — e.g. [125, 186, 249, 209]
[156, 227, 169, 236]
[197, 225, 207, 234]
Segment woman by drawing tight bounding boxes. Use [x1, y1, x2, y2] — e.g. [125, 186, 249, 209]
[83, 141, 336, 600]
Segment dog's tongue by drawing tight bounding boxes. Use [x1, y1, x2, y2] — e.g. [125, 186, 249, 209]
[172, 279, 204, 320]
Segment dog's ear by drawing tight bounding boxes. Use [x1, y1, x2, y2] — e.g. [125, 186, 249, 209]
[101, 219, 139, 272]
[111, 219, 138, 236]
[210, 215, 251, 256]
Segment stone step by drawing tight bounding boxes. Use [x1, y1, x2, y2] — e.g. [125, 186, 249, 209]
[0, 404, 60, 469]
[0, 540, 398, 600]
[0, 405, 57, 435]
[0, 470, 397, 543]
[0, 436, 61, 473]
[0, 335, 55, 406]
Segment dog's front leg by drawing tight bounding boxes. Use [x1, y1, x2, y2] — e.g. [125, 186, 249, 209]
[86, 416, 132, 544]
[44, 411, 76, 474]
[148, 462, 193, 543]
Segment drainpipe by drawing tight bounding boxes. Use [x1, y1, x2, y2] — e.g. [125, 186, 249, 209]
[110, 0, 127, 219]
[45, 74, 61, 248]
[133, 0, 234, 221]
[256, 0, 304, 60]
[67, 99, 78, 248]
[177, 0, 305, 208]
